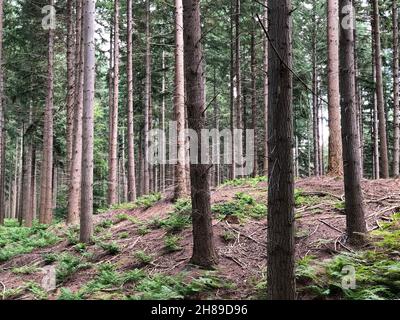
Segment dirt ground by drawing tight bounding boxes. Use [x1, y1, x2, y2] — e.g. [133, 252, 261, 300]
[1, 177, 400, 300]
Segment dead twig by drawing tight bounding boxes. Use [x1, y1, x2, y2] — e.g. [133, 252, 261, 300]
[318, 219, 343, 234]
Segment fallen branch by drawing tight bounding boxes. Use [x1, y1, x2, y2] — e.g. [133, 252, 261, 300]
[318, 219, 343, 234]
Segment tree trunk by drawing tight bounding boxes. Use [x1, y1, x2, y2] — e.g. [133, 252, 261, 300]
[126, 0, 137, 201]
[39, 0, 55, 225]
[251, 25, 258, 177]
[143, 0, 151, 195]
[66, 0, 76, 177]
[263, 1, 268, 177]
[22, 106, 33, 227]
[372, 0, 389, 178]
[183, 0, 218, 268]
[266, 0, 296, 300]
[161, 50, 166, 193]
[230, 2, 236, 180]
[173, 0, 187, 201]
[67, 0, 84, 225]
[327, 0, 343, 176]
[235, 0, 243, 176]
[312, 31, 320, 176]
[339, 0, 367, 245]
[80, 0, 96, 243]
[393, 0, 400, 176]
[0, 0, 5, 225]
[108, 0, 120, 205]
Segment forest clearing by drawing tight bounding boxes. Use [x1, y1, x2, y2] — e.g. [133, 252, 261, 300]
[1, 0, 400, 304]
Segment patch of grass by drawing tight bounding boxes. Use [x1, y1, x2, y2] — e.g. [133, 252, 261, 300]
[3, 287, 24, 300]
[73, 243, 87, 253]
[137, 225, 151, 236]
[221, 176, 267, 188]
[98, 219, 114, 229]
[160, 198, 192, 232]
[334, 201, 346, 210]
[65, 227, 79, 245]
[129, 272, 231, 300]
[12, 265, 40, 275]
[164, 235, 182, 252]
[56, 253, 91, 284]
[99, 241, 121, 255]
[134, 250, 153, 265]
[26, 281, 48, 300]
[42, 252, 59, 264]
[0, 220, 60, 262]
[221, 231, 236, 243]
[294, 189, 321, 207]
[115, 213, 129, 222]
[296, 255, 317, 283]
[118, 231, 129, 239]
[58, 288, 83, 300]
[98, 193, 163, 214]
[212, 192, 266, 222]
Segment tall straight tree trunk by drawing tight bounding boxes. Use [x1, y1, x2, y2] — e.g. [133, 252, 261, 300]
[22, 106, 33, 226]
[126, 0, 137, 201]
[393, 0, 400, 176]
[251, 25, 258, 177]
[161, 50, 166, 193]
[143, 0, 151, 194]
[183, 0, 218, 268]
[0, 0, 5, 225]
[66, 0, 76, 176]
[263, 1, 268, 177]
[372, 0, 389, 178]
[339, 0, 367, 245]
[230, 2, 236, 180]
[31, 147, 37, 220]
[39, 0, 55, 224]
[173, 0, 187, 201]
[327, 0, 343, 176]
[67, 0, 84, 225]
[235, 0, 243, 176]
[312, 25, 320, 176]
[108, 0, 120, 205]
[371, 15, 380, 179]
[266, 0, 296, 300]
[213, 67, 220, 186]
[80, 0, 96, 243]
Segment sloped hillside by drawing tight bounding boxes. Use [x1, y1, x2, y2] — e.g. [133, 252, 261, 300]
[1, 177, 400, 300]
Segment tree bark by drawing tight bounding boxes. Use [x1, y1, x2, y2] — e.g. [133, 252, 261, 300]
[108, 0, 120, 205]
[263, 1, 268, 177]
[0, 0, 5, 225]
[339, 0, 367, 245]
[327, 0, 343, 176]
[80, 0, 96, 243]
[67, 0, 84, 225]
[371, 0, 389, 178]
[173, 0, 187, 201]
[183, 0, 218, 268]
[126, 0, 137, 202]
[393, 0, 400, 176]
[143, 0, 151, 195]
[251, 25, 258, 177]
[39, 0, 55, 225]
[66, 0, 76, 177]
[266, 0, 296, 300]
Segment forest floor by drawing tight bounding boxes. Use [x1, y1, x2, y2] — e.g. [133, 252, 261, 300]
[1, 176, 400, 300]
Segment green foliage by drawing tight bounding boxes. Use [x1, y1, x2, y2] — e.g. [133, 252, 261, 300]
[99, 241, 121, 255]
[221, 231, 236, 242]
[134, 250, 153, 265]
[129, 272, 230, 300]
[334, 201, 346, 210]
[97, 193, 162, 214]
[0, 220, 60, 262]
[3, 287, 24, 300]
[56, 253, 91, 284]
[221, 176, 267, 188]
[160, 199, 192, 232]
[74, 243, 87, 253]
[118, 231, 129, 239]
[137, 225, 151, 236]
[65, 227, 79, 245]
[294, 189, 321, 207]
[115, 213, 129, 222]
[12, 265, 40, 275]
[296, 255, 317, 282]
[98, 219, 114, 229]
[58, 288, 83, 300]
[212, 193, 266, 222]
[164, 235, 182, 252]
[26, 282, 48, 300]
